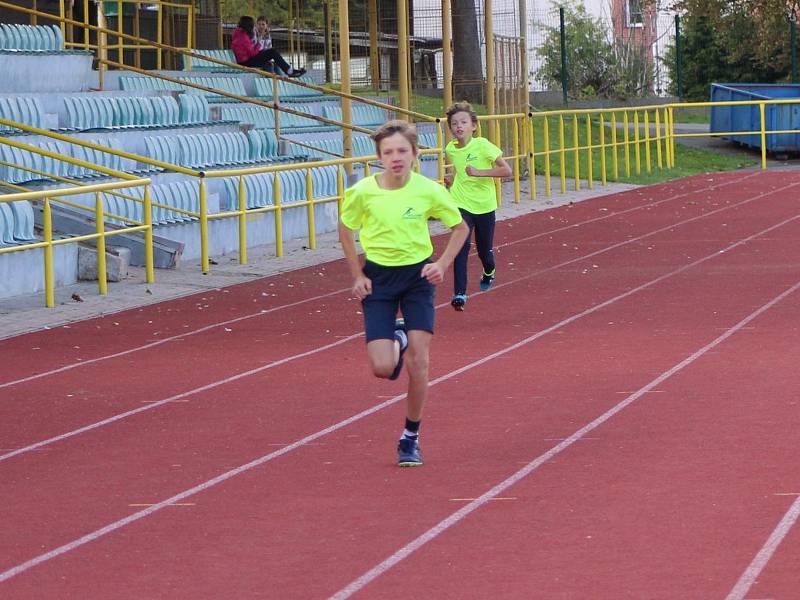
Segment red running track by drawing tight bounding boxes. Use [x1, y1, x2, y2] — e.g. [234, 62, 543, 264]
[1, 170, 799, 599]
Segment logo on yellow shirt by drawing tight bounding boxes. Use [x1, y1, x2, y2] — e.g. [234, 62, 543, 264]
[402, 207, 423, 220]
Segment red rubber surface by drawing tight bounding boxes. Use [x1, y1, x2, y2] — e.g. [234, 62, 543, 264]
[1, 171, 798, 599]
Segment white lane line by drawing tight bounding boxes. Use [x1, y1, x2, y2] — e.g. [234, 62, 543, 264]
[0, 287, 350, 390]
[1, 216, 797, 583]
[330, 279, 800, 600]
[725, 496, 800, 600]
[0, 172, 763, 390]
[0, 334, 361, 463]
[2, 208, 798, 466]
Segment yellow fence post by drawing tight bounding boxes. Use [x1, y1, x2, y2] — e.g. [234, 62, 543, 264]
[598, 112, 607, 185]
[95, 192, 108, 295]
[199, 177, 209, 273]
[337, 166, 344, 213]
[542, 115, 551, 197]
[572, 114, 580, 191]
[623, 110, 631, 177]
[669, 106, 676, 167]
[43, 198, 55, 308]
[664, 107, 673, 168]
[611, 112, 619, 180]
[655, 108, 663, 169]
[436, 121, 445, 184]
[759, 102, 767, 169]
[512, 116, 520, 203]
[156, 2, 163, 70]
[585, 113, 593, 190]
[558, 115, 566, 194]
[273, 173, 283, 257]
[528, 113, 536, 201]
[143, 185, 154, 283]
[633, 111, 641, 174]
[306, 169, 317, 249]
[643, 110, 652, 173]
[116, 0, 123, 65]
[238, 175, 248, 264]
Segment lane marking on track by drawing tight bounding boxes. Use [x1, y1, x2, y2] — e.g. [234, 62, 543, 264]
[127, 503, 195, 508]
[2, 205, 799, 468]
[0, 172, 764, 390]
[0, 334, 362, 463]
[725, 496, 800, 600]
[1, 214, 797, 583]
[0, 288, 350, 390]
[449, 498, 517, 502]
[330, 279, 800, 600]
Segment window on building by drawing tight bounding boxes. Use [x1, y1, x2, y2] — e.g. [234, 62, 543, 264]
[626, 0, 644, 27]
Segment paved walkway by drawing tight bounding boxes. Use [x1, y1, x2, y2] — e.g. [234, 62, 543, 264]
[0, 177, 637, 340]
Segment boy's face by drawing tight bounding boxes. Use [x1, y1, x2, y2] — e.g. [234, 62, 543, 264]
[449, 111, 477, 141]
[378, 133, 417, 177]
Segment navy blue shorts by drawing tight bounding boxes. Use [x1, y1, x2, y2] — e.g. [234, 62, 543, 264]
[361, 258, 436, 342]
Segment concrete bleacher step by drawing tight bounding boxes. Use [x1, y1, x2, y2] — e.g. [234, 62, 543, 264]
[34, 203, 184, 269]
[0, 51, 96, 94]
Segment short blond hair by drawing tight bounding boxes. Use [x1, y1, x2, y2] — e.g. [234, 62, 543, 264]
[372, 120, 418, 155]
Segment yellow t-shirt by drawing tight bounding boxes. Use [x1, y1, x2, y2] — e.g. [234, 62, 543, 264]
[340, 171, 463, 266]
[445, 136, 503, 214]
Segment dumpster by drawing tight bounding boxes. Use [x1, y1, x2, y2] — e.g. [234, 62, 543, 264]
[710, 83, 800, 154]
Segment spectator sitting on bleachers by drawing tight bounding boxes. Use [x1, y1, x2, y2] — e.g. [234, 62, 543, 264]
[255, 16, 272, 51]
[232, 16, 306, 78]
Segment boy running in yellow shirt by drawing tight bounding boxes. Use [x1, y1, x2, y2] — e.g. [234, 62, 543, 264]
[338, 120, 468, 466]
[444, 102, 512, 311]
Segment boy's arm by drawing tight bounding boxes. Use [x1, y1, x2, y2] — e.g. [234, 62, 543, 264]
[338, 221, 372, 299]
[465, 156, 512, 178]
[443, 163, 454, 188]
[420, 221, 469, 284]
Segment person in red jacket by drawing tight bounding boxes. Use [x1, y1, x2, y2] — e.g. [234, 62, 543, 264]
[231, 16, 306, 78]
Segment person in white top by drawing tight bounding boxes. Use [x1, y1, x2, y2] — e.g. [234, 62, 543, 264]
[255, 16, 273, 51]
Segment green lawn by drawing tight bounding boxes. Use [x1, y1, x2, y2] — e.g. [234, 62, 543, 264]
[323, 89, 751, 183]
[526, 114, 754, 186]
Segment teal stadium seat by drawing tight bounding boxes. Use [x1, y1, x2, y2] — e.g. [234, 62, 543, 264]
[178, 94, 210, 124]
[182, 49, 238, 72]
[0, 96, 45, 132]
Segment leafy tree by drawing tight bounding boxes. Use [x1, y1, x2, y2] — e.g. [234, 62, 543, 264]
[664, 0, 793, 100]
[535, 3, 653, 100]
[219, 0, 325, 27]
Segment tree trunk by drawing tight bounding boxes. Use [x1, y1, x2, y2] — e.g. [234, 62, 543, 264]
[451, 0, 484, 103]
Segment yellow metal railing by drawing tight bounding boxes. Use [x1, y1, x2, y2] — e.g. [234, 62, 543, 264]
[0, 135, 154, 308]
[57, 0, 194, 70]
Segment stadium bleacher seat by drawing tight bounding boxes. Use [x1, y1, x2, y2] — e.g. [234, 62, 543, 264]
[0, 23, 63, 52]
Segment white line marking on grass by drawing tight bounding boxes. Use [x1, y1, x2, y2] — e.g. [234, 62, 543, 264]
[0, 173, 763, 390]
[725, 496, 800, 600]
[1, 217, 797, 583]
[330, 280, 800, 600]
[2, 213, 798, 467]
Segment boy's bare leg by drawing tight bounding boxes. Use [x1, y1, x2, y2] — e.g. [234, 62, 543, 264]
[366, 339, 400, 379]
[404, 330, 432, 420]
